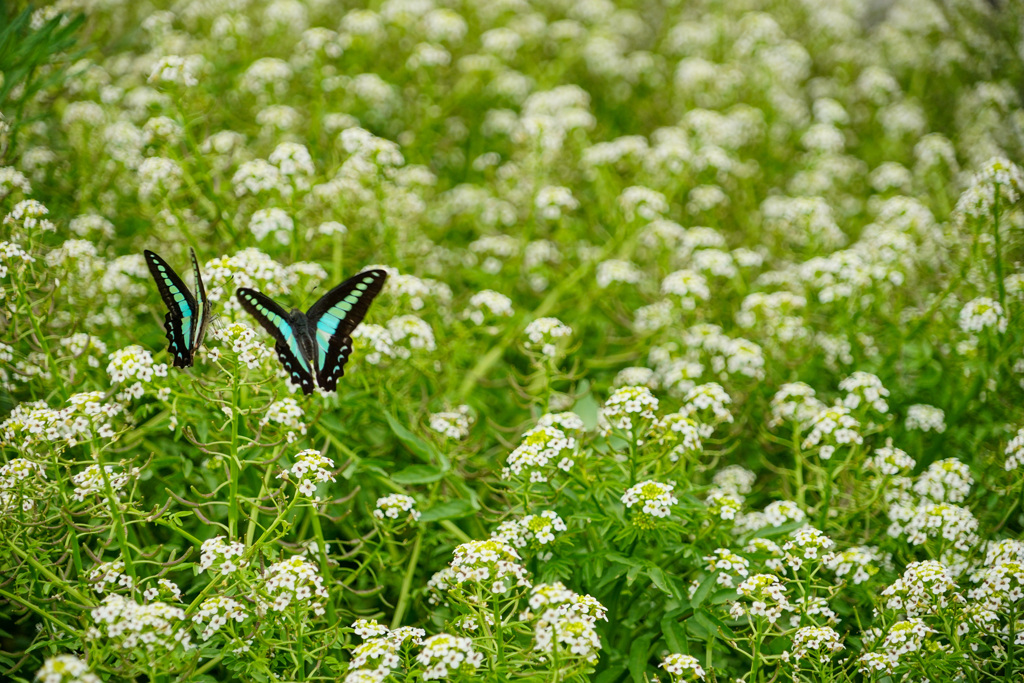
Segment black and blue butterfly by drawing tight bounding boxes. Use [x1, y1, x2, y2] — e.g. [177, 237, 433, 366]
[236, 269, 388, 394]
[144, 248, 211, 368]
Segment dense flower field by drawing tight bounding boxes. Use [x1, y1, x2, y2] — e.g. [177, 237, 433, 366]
[3, 0, 1024, 681]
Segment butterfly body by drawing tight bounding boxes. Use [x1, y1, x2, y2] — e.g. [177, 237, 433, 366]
[145, 248, 211, 368]
[237, 269, 387, 395]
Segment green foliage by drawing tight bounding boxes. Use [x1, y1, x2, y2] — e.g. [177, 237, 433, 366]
[3, 1, 1024, 683]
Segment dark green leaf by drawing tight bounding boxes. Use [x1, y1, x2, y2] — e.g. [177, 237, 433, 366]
[391, 465, 443, 484]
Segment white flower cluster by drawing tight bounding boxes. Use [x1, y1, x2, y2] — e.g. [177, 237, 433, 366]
[0, 166, 32, 200]
[428, 405, 473, 439]
[660, 652, 706, 681]
[0, 458, 46, 511]
[198, 536, 249, 575]
[89, 595, 193, 655]
[464, 289, 513, 325]
[713, 465, 756, 495]
[801, 405, 863, 460]
[502, 425, 576, 483]
[4, 201, 53, 236]
[881, 560, 963, 616]
[1, 239, 36, 280]
[71, 463, 137, 503]
[491, 510, 567, 551]
[703, 548, 750, 588]
[278, 449, 336, 499]
[387, 315, 437, 355]
[654, 411, 704, 461]
[825, 546, 891, 585]
[192, 596, 249, 641]
[415, 634, 483, 681]
[661, 269, 710, 310]
[596, 259, 642, 288]
[0, 393, 123, 454]
[106, 345, 168, 399]
[209, 322, 272, 368]
[373, 493, 420, 522]
[783, 626, 844, 664]
[523, 317, 572, 357]
[1005, 427, 1024, 471]
[35, 655, 101, 683]
[441, 539, 530, 596]
[621, 480, 678, 524]
[769, 382, 825, 428]
[86, 559, 133, 594]
[351, 324, 399, 365]
[839, 371, 890, 415]
[782, 527, 836, 571]
[904, 404, 946, 433]
[732, 573, 790, 623]
[148, 54, 204, 87]
[913, 458, 973, 504]
[858, 618, 935, 675]
[256, 556, 329, 618]
[958, 297, 1007, 334]
[524, 582, 607, 664]
[599, 385, 659, 434]
[680, 383, 734, 432]
[260, 398, 307, 440]
[866, 439, 915, 476]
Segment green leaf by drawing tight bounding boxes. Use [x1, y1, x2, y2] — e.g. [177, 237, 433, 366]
[648, 566, 674, 597]
[418, 499, 476, 522]
[391, 465, 443, 484]
[691, 571, 719, 609]
[661, 618, 689, 655]
[628, 634, 653, 683]
[572, 382, 599, 430]
[385, 412, 441, 464]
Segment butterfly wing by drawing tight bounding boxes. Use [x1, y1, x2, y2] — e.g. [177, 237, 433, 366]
[190, 248, 212, 353]
[236, 288, 315, 394]
[145, 249, 199, 368]
[306, 269, 388, 392]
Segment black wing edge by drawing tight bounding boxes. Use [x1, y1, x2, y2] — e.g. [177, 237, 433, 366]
[144, 249, 197, 368]
[306, 268, 389, 337]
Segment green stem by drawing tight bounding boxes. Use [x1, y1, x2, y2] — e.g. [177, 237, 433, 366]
[390, 531, 423, 629]
[993, 187, 1005, 310]
[309, 507, 336, 622]
[0, 588, 82, 637]
[3, 539, 92, 606]
[793, 426, 805, 510]
[94, 445, 136, 581]
[229, 360, 241, 537]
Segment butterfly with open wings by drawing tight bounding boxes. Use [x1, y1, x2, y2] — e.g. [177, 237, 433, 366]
[236, 269, 388, 394]
[144, 248, 211, 368]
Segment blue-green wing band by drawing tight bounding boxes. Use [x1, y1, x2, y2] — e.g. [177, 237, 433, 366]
[307, 269, 387, 391]
[145, 249, 199, 368]
[236, 288, 315, 394]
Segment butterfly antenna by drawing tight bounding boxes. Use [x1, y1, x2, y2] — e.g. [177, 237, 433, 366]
[209, 272, 236, 300]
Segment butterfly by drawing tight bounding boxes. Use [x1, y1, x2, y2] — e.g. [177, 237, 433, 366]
[144, 248, 211, 368]
[236, 269, 388, 394]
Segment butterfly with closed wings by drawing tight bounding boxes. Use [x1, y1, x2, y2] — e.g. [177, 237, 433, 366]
[236, 269, 388, 394]
[145, 248, 212, 368]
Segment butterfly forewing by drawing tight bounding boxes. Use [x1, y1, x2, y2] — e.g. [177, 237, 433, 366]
[189, 248, 211, 352]
[306, 269, 388, 388]
[236, 288, 315, 394]
[145, 249, 200, 367]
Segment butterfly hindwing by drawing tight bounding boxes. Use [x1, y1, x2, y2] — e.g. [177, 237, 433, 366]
[316, 335, 353, 392]
[307, 269, 388, 387]
[236, 288, 315, 394]
[145, 249, 199, 368]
